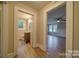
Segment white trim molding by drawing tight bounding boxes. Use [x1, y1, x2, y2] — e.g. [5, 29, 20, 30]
[6, 52, 15, 58]
[65, 1, 73, 57]
[1, 2, 9, 57]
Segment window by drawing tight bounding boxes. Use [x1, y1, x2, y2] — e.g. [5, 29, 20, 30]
[53, 24, 57, 32]
[48, 24, 52, 32]
[18, 20, 24, 28]
[48, 24, 57, 33]
[18, 19, 25, 30]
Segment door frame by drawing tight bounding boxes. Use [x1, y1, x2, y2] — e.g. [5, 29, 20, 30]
[1, 2, 9, 57]
[14, 6, 37, 55]
[43, 1, 73, 57]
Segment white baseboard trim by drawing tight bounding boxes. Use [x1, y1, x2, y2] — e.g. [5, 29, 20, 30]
[65, 52, 72, 58]
[38, 43, 46, 52]
[6, 52, 16, 58]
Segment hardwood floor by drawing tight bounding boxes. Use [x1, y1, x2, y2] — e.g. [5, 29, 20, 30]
[16, 40, 47, 58]
[47, 35, 66, 58]
[16, 35, 65, 58]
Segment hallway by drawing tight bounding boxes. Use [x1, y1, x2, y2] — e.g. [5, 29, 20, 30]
[17, 41, 37, 58]
[0, 1, 76, 58]
[17, 39, 48, 58]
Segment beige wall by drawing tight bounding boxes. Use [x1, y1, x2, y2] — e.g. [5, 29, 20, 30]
[0, 3, 2, 56]
[7, 1, 37, 56]
[8, 2, 14, 54]
[73, 2, 79, 51]
[37, 10, 44, 46]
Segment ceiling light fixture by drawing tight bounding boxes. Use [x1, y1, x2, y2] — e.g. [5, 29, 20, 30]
[57, 20, 60, 22]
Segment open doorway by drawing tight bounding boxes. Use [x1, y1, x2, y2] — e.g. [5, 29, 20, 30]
[47, 4, 66, 57]
[14, 7, 35, 57]
[17, 10, 33, 57]
[17, 10, 32, 44]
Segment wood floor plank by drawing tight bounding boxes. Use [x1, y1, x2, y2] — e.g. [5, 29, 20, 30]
[16, 36, 65, 58]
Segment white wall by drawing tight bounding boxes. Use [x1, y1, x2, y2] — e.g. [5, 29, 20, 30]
[57, 23, 66, 37]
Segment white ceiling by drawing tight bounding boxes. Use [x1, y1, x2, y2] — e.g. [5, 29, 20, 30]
[48, 5, 66, 24]
[19, 1, 51, 10]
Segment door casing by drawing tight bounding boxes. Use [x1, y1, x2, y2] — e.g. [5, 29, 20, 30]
[43, 1, 73, 57]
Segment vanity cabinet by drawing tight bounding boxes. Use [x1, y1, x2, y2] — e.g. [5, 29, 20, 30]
[24, 32, 30, 43]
